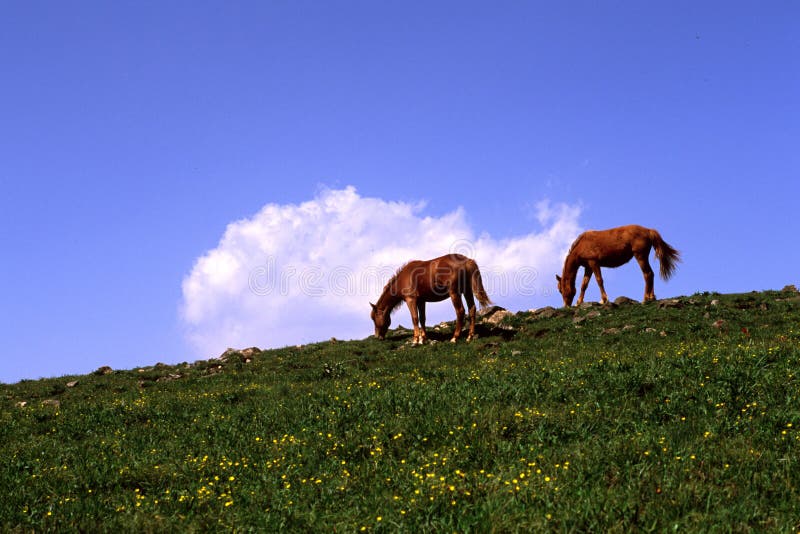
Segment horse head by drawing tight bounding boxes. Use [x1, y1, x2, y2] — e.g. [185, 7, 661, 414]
[370, 302, 391, 340]
[555, 274, 576, 307]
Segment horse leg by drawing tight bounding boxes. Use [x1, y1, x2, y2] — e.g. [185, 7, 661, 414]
[576, 266, 592, 305]
[405, 298, 421, 344]
[589, 262, 609, 304]
[450, 291, 465, 343]
[635, 253, 656, 302]
[417, 301, 427, 343]
[464, 290, 476, 342]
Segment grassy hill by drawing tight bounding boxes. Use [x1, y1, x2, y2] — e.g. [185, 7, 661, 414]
[2, 288, 800, 531]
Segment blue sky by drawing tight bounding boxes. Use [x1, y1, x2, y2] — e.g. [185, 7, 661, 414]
[1, 2, 798, 383]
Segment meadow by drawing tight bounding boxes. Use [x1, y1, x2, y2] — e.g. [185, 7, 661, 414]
[2, 288, 800, 532]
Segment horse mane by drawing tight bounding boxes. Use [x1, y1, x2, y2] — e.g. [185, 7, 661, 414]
[566, 232, 586, 256]
[377, 265, 407, 313]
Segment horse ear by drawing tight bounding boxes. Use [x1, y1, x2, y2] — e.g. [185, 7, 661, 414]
[370, 302, 377, 310]
[555, 275, 562, 283]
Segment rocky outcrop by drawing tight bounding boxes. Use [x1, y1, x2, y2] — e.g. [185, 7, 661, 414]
[481, 306, 514, 325]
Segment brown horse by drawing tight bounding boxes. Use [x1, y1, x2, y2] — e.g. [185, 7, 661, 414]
[370, 254, 492, 344]
[556, 225, 680, 307]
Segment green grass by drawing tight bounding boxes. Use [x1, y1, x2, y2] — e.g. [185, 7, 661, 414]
[2, 289, 800, 531]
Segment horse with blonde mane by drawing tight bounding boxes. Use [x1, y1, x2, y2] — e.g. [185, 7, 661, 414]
[371, 254, 492, 344]
[556, 225, 680, 307]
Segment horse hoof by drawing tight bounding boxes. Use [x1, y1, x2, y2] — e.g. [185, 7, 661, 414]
[450, 337, 457, 343]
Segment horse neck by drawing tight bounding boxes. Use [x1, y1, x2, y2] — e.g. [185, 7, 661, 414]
[562, 252, 581, 285]
[376, 279, 403, 314]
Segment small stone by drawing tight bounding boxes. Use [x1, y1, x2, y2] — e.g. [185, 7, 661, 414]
[710, 299, 720, 306]
[712, 319, 726, 329]
[482, 306, 514, 325]
[66, 381, 78, 388]
[658, 299, 683, 309]
[535, 307, 558, 319]
[219, 348, 238, 360]
[614, 296, 638, 305]
[157, 373, 183, 382]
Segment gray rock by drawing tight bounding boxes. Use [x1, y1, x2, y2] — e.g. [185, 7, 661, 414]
[533, 306, 558, 319]
[614, 296, 638, 305]
[482, 306, 514, 325]
[157, 373, 182, 382]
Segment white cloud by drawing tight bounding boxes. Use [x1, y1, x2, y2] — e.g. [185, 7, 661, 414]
[181, 186, 582, 357]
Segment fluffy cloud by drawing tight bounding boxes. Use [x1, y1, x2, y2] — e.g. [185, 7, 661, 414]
[181, 186, 581, 357]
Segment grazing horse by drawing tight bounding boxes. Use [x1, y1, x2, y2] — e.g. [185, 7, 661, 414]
[556, 225, 680, 307]
[370, 254, 492, 344]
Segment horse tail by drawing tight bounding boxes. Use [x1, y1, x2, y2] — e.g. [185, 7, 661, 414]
[650, 229, 681, 281]
[468, 259, 493, 308]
